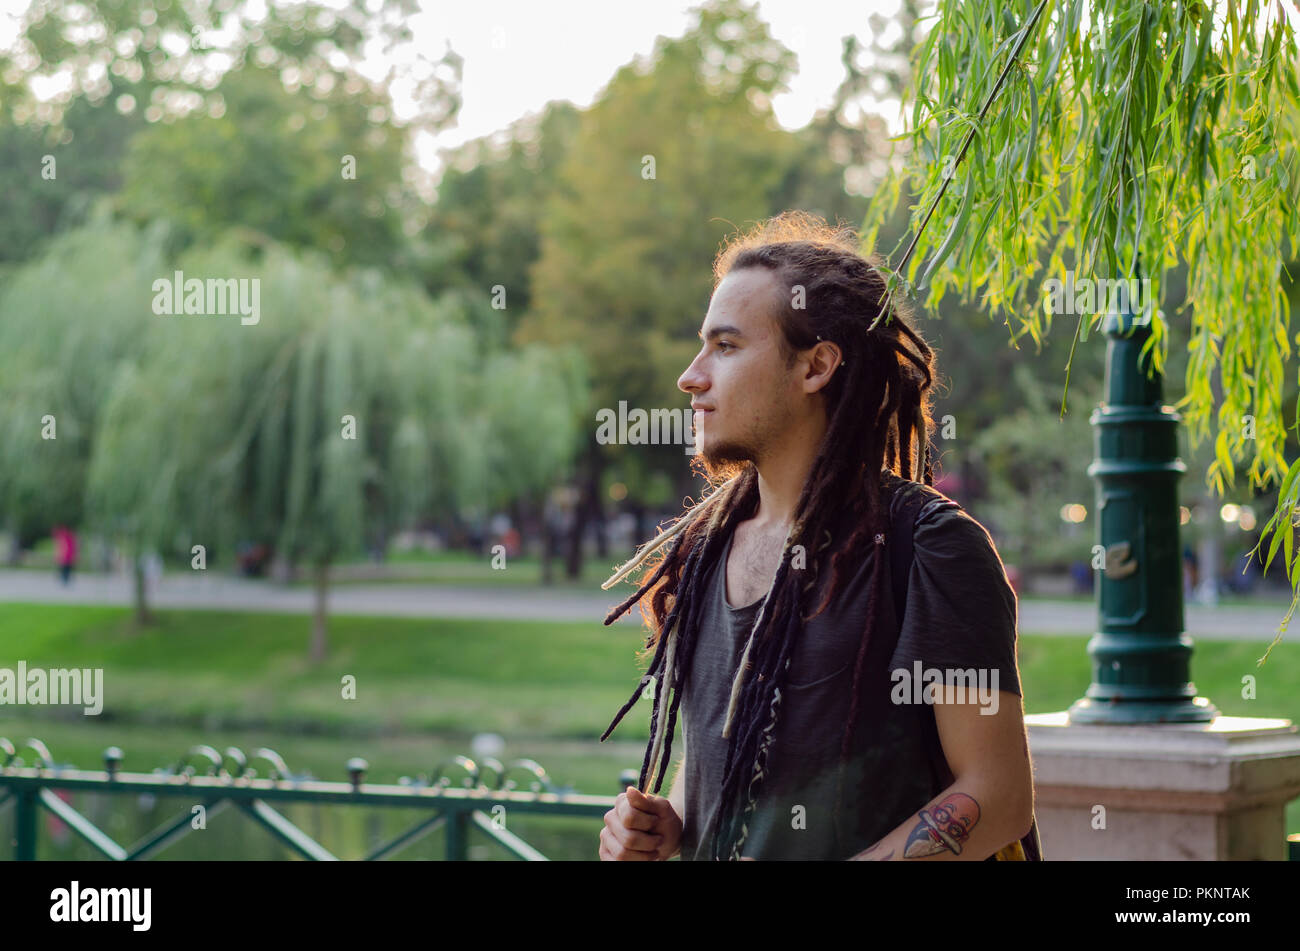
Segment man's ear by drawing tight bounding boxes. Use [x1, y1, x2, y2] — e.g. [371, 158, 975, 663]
[801, 340, 843, 394]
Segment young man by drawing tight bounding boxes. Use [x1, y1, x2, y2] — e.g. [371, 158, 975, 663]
[597, 213, 1034, 862]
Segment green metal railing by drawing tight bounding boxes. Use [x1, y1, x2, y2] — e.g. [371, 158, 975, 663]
[0, 736, 618, 861]
[7, 736, 1298, 860]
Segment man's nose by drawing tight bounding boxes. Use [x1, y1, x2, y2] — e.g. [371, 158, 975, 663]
[678, 353, 707, 394]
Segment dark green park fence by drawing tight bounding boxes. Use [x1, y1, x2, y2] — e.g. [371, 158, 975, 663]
[0, 737, 616, 861]
[6, 736, 1299, 861]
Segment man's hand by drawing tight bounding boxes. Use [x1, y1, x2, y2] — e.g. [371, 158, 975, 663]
[598, 786, 683, 861]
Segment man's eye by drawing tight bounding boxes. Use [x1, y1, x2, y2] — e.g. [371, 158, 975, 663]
[716, 340, 734, 351]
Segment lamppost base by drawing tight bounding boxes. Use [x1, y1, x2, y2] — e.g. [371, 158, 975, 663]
[1067, 695, 1219, 725]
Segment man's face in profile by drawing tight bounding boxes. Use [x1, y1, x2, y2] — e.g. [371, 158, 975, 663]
[677, 267, 806, 479]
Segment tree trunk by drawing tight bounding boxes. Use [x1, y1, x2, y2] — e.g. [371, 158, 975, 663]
[630, 501, 648, 547]
[564, 442, 599, 580]
[564, 477, 588, 580]
[565, 451, 607, 579]
[590, 450, 608, 559]
[540, 492, 557, 586]
[509, 498, 524, 540]
[132, 551, 153, 628]
[310, 562, 329, 663]
[4, 517, 20, 567]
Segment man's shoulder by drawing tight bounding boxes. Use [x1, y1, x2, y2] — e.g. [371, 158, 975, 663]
[879, 473, 1002, 556]
[880, 472, 964, 528]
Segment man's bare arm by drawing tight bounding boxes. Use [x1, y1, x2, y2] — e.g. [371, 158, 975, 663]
[848, 688, 1033, 861]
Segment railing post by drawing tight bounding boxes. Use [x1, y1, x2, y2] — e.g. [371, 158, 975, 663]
[15, 788, 38, 861]
[445, 806, 468, 861]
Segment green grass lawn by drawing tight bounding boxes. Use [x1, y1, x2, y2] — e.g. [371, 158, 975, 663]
[0, 603, 649, 741]
[1, 603, 1297, 844]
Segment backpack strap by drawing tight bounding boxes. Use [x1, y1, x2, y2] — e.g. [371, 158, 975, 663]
[887, 479, 960, 624]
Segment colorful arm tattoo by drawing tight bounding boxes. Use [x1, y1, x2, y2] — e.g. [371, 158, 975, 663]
[902, 792, 981, 858]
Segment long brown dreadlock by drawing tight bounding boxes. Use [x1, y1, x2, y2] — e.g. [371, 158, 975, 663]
[599, 211, 940, 860]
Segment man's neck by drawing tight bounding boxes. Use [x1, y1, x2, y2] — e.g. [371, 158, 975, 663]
[750, 422, 825, 532]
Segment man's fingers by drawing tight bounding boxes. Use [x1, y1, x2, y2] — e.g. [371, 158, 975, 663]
[599, 823, 660, 861]
[615, 792, 659, 832]
[605, 808, 663, 852]
[626, 785, 673, 819]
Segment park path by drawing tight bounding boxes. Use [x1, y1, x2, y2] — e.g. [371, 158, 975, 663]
[0, 569, 638, 624]
[0, 569, 1294, 642]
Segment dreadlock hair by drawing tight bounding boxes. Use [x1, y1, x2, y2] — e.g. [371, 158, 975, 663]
[599, 210, 940, 860]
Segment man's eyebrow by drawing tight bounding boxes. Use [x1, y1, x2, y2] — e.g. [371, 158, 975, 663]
[699, 324, 745, 341]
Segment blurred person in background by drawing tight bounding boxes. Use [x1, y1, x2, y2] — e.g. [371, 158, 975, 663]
[53, 525, 78, 585]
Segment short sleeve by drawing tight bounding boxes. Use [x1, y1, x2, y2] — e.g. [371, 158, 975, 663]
[889, 504, 1022, 698]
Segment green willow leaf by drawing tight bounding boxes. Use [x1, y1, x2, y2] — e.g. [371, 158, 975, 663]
[1064, 92, 1089, 163]
[1180, 14, 1198, 84]
[1039, 14, 1067, 93]
[1022, 72, 1039, 180]
[919, 163, 976, 291]
[1286, 514, 1296, 583]
[1195, 2, 1213, 66]
[1272, 518, 1292, 586]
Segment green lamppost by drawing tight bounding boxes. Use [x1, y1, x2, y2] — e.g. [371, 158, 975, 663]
[1068, 268, 1218, 724]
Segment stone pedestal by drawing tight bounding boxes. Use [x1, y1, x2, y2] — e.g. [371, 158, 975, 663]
[1024, 713, 1300, 860]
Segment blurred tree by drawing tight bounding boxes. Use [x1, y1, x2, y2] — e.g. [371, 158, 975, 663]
[117, 63, 423, 272]
[424, 101, 583, 340]
[87, 233, 583, 653]
[0, 0, 461, 273]
[0, 211, 163, 571]
[0, 0, 459, 132]
[0, 96, 146, 269]
[966, 362, 1100, 585]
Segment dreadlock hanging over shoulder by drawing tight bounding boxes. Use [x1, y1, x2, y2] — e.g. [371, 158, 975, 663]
[600, 211, 942, 860]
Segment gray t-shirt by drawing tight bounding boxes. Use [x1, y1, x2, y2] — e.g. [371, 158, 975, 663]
[677, 483, 1020, 860]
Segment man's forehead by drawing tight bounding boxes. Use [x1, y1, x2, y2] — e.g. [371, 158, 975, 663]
[701, 269, 781, 335]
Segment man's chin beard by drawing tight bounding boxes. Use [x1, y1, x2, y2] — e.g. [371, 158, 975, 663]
[696, 438, 756, 482]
